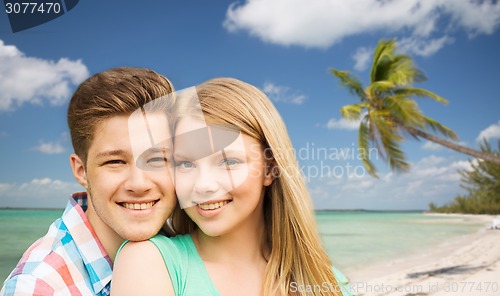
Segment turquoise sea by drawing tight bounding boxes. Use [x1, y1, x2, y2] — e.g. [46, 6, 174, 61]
[0, 209, 485, 283]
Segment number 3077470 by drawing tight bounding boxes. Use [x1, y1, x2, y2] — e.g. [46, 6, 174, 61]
[5, 2, 62, 14]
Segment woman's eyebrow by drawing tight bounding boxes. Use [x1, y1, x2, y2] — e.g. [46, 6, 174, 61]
[145, 147, 171, 154]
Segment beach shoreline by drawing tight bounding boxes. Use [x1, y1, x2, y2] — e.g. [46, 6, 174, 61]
[347, 214, 500, 296]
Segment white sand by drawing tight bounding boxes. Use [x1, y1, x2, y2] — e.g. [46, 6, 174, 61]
[346, 214, 500, 296]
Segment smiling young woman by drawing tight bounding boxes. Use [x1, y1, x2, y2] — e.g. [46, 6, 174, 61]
[111, 78, 352, 296]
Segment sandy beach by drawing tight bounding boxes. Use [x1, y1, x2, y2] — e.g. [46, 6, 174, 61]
[347, 214, 500, 296]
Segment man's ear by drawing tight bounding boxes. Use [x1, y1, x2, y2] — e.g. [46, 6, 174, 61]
[70, 154, 88, 189]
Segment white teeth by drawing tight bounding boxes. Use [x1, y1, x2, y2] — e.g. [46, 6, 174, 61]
[122, 201, 155, 210]
[199, 201, 229, 210]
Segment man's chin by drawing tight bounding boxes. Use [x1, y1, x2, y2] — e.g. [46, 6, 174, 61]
[123, 230, 158, 242]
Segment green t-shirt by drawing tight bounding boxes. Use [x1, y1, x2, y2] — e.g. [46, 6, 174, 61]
[150, 234, 220, 295]
[146, 234, 354, 296]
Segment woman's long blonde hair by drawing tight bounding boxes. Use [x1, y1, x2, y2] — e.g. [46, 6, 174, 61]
[172, 78, 342, 296]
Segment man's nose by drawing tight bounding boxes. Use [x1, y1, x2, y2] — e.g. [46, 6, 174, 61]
[124, 165, 153, 194]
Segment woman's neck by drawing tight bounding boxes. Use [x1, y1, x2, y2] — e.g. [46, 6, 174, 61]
[193, 216, 268, 265]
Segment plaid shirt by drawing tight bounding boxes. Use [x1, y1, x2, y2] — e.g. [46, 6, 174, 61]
[1, 193, 112, 296]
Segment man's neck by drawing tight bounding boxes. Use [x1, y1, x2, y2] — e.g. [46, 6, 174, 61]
[85, 208, 124, 262]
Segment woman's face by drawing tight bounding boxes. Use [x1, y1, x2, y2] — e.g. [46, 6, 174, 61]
[173, 116, 273, 237]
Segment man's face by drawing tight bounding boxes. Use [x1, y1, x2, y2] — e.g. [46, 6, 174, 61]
[83, 114, 175, 242]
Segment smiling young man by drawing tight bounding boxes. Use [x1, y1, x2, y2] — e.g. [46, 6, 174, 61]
[0, 67, 176, 296]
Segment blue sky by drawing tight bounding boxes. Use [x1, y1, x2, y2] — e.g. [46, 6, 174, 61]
[1, 0, 500, 210]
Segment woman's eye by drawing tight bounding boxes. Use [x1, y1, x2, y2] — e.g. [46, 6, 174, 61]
[221, 158, 241, 167]
[175, 161, 194, 169]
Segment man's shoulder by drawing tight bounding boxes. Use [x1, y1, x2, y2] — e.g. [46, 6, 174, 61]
[1, 195, 112, 295]
[0, 220, 110, 296]
[5, 216, 76, 276]
[1, 273, 54, 295]
[0, 218, 85, 295]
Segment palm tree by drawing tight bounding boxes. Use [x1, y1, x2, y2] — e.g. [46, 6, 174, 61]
[330, 38, 500, 177]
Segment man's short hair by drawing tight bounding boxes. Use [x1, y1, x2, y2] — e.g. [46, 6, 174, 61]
[67, 67, 174, 164]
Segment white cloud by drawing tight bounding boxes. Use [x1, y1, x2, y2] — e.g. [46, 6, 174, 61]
[0, 178, 82, 208]
[450, 159, 475, 172]
[445, 1, 500, 36]
[398, 36, 454, 57]
[325, 112, 366, 130]
[422, 141, 442, 151]
[262, 82, 307, 105]
[476, 120, 500, 142]
[0, 40, 89, 111]
[307, 154, 475, 210]
[352, 47, 372, 71]
[224, 0, 500, 52]
[32, 141, 65, 154]
[31, 132, 68, 154]
[326, 117, 360, 130]
[417, 154, 446, 166]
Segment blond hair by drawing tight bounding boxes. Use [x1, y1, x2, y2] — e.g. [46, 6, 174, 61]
[172, 78, 342, 295]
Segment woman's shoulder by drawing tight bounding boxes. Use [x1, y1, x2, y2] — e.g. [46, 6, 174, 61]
[112, 240, 173, 295]
[332, 266, 349, 285]
[332, 266, 355, 296]
[117, 239, 161, 260]
[150, 233, 193, 250]
[148, 233, 199, 265]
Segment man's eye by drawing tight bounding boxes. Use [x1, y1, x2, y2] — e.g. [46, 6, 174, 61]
[104, 159, 125, 165]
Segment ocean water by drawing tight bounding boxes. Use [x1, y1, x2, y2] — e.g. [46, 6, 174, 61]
[0, 210, 485, 283]
[0, 209, 64, 282]
[316, 211, 485, 273]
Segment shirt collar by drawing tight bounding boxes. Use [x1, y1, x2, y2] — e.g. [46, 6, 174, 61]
[62, 193, 113, 294]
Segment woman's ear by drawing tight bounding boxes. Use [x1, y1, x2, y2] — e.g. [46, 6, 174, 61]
[70, 154, 88, 189]
[263, 161, 276, 187]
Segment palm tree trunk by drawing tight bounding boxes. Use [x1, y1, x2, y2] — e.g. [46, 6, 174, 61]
[403, 126, 500, 164]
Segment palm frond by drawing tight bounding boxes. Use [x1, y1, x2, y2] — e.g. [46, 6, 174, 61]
[368, 81, 396, 98]
[422, 116, 458, 140]
[370, 39, 397, 83]
[340, 103, 367, 120]
[385, 95, 425, 129]
[359, 116, 378, 177]
[394, 87, 448, 105]
[331, 37, 467, 175]
[370, 110, 409, 172]
[329, 69, 366, 101]
[387, 55, 425, 86]
[371, 39, 427, 87]
[370, 110, 401, 133]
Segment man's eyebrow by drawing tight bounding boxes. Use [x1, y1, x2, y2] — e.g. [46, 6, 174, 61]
[95, 149, 128, 159]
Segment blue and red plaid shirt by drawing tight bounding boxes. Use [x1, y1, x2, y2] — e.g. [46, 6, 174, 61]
[0, 192, 112, 296]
